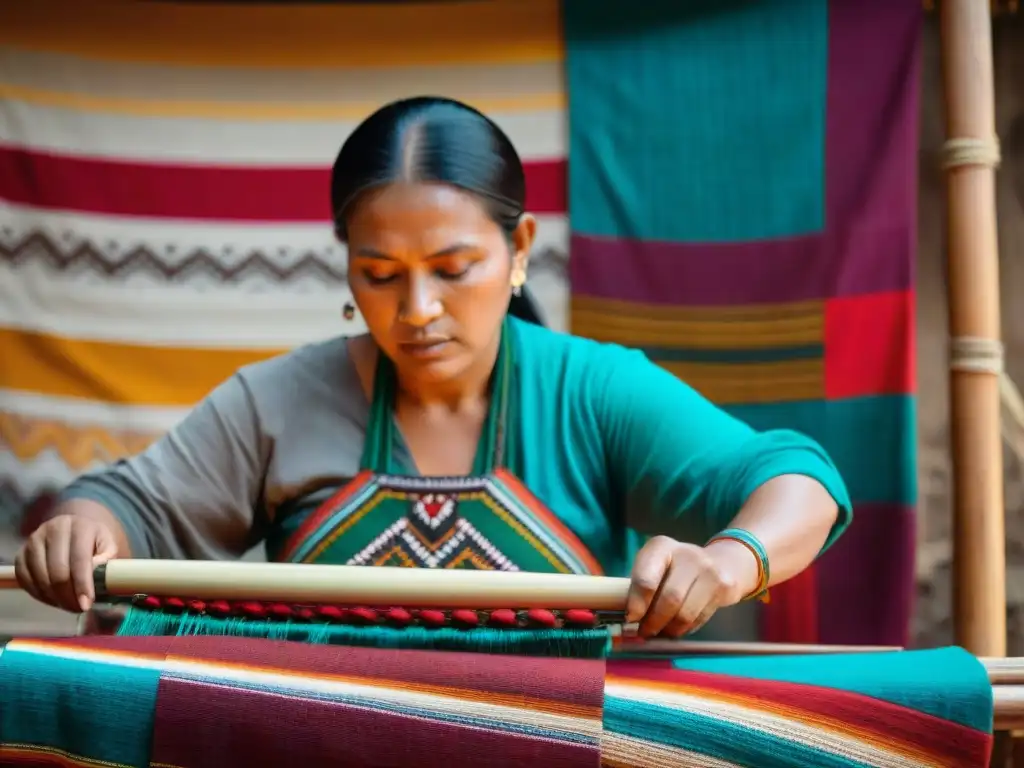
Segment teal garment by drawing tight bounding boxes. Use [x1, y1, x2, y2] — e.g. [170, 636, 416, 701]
[507, 318, 852, 575]
[728, 396, 918, 506]
[60, 317, 852, 576]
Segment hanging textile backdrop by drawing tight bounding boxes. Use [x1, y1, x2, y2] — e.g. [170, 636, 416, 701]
[565, 0, 920, 647]
[1, 0, 919, 647]
[0, 0, 569, 541]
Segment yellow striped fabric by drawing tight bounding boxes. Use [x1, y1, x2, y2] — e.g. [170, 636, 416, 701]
[572, 296, 824, 404]
[571, 295, 824, 349]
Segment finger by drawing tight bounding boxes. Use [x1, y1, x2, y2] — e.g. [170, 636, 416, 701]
[639, 558, 699, 638]
[46, 518, 79, 611]
[71, 524, 101, 612]
[93, 527, 118, 563]
[687, 605, 718, 636]
[661, 571, 724, 638]
[24, 534, 59, 608]
[664, 602, 719, 639]
[626, 537, 676, 623]
[14, 549, 45, 605]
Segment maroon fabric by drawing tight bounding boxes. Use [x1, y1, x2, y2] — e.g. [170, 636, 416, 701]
[148, 637, 605, 768]
[147, 635, 605, 707]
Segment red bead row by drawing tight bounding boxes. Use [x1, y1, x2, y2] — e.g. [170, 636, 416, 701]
[132, 594, 607, 629]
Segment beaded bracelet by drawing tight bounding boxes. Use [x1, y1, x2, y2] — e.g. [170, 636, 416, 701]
[706, 527, 771, 604]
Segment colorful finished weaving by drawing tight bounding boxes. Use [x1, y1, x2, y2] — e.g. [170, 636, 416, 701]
[0, 636, 994, 767]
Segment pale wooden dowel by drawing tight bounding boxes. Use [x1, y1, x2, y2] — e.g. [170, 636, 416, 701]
[0, 561, 630, 609]
[982, 657, 1024, 685]
[98, 560, 633, 610]
[993, 686, 1024, 731]
[613, 637, 903, 655]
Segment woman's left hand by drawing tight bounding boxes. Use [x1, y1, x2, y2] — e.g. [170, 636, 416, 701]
[625, 535, 760, 638]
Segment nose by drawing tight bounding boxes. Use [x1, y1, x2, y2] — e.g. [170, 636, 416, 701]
[399, 273, 443, 327]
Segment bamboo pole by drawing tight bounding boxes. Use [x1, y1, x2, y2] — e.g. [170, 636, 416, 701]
[939, 0, 1007, 657]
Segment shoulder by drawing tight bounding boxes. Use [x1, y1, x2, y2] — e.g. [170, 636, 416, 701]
[511, 319, 713, 439]
[512, 318, 644, 368]
[232, 335, 361, 405]
[511, 318, 662, 388]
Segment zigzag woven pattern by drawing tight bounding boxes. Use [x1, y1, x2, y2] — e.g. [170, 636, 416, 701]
[0, 412, 159, 470]
[0, 230, 569, 286]
[0, 230, 348, 284]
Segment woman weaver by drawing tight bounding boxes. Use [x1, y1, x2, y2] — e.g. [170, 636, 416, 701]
[14, 96, 852, 640]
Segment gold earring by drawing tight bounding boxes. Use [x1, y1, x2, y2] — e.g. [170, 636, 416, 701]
[511, 268, 526, 296]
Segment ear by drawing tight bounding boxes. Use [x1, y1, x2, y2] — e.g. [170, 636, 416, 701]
[510, 214, 537, 279]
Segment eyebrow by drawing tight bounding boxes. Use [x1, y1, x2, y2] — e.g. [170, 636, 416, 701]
[352, 244, 481, 261]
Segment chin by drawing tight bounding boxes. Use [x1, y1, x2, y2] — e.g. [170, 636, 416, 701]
[395, 346, 467, 381]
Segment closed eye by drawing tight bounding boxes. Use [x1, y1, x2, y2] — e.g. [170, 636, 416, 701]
[363, 271, 398, 285]
[435, 265, 471, 280]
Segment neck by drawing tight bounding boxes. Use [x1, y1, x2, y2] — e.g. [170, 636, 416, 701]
[395, 331, 502, 412]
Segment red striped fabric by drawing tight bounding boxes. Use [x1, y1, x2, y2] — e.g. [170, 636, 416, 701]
[0, 146, 567, 221]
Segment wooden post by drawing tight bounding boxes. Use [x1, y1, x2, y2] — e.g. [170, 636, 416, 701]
[939, 0, 1007, 657]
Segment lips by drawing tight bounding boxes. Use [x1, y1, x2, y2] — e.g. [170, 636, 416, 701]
[398, 339, 452, 359]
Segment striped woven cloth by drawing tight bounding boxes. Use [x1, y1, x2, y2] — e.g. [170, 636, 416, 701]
[0, 636, 994, 767]
[564, 0, 921, 648]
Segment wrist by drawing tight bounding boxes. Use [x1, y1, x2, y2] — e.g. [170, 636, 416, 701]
[704, 537, 762, 604]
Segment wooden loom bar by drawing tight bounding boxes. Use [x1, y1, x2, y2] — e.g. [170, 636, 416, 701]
[0, 562, 634, 610]
[994, 686, 1024, 730]
[939, 0, 1007, 657]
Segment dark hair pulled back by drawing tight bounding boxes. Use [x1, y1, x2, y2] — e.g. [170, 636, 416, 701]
[331, 96, 543, 325]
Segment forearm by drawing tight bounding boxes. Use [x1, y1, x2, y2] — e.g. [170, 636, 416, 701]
[707, 474, 839, 597]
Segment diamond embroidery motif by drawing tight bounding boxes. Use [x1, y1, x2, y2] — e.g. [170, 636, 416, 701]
[411, 493, 456, 530]
[348, 493, 516, 570]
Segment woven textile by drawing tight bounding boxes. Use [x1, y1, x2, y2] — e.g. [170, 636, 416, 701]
[0, 0, 569, 534]
[0, 636, 994, 767]
[0, 636, 605, 768]
[603, 650, 992, 767]
[564, 0, 920, 646]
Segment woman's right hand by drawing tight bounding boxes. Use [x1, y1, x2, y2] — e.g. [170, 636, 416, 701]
[15, 510, 122, 613]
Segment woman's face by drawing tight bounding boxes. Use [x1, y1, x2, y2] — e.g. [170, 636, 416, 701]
[346, 182, 535, 386]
